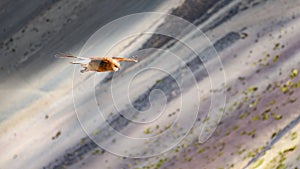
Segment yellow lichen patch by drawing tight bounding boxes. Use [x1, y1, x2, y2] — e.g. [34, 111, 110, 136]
[237, 148, 247, 155]
[272, 54, 280, 62]
[249, 99, 259, 108]
[263, 54, 270, 61]
[248, 86, 258, 93]
[233, 101, 238, 106]
[203, 117, 210, 122]
[275, 115, 282, 120]
[228, 105, 234, 112]
[271, 112, 279, 118]
[80, 138, 86, 144]
[239, 111, 251, 119]
[292, 81, 300, 88]
[252, 115, 260, 121]
[240, 131, 247, 136]
[92, 149, 99, 155]
[225, 130, 231, 136]
[233, 125, 239, 130]
[239, 114, 245, 119]
[283, 145, 297, 153]
[219, 107, 225, 112]
[198, 147, 208, 154]
[280, 81, 292, 94]
[262, 62, 269, 66]
[274, 82, 281, 89]
[164, 124, 171, 130]
[174, 146, 180, 152]
[251, 158, 264, 169]
[290, 69, 298, 79]
[290, 132, 297, 140]
[243, 96, 249, 102]
[297, 80, 300, 88]
[156, 130, 162, 134]
[247, 151, 256, 158]
[281, 85, 288, 92]
[143, 127, 152, 134]
[92, 129, 100, 136]
[263, 107, 271, 113]
[269, 100, 276, 105]
[262, 113, 270, 120]
[248, 129, 256, 137]
[286, 80, 293, 86]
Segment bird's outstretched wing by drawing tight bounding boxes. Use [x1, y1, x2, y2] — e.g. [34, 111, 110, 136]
[112, 57, 138, 62]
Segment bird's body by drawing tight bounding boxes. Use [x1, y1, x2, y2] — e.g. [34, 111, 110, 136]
[56, 53, 137, 73]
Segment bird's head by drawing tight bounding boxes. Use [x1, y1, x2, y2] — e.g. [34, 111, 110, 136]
[112, 61, 121, 71]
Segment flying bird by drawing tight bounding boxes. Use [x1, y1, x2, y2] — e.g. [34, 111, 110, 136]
[55, 53, 138, 73]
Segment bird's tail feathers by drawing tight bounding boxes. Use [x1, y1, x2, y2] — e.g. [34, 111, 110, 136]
[69, 60, 90, 64]
[55, 53, 87, 60]
[55, 53, 90, 64]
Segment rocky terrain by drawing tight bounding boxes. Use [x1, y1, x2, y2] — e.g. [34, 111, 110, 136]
[1, 0, 300, 169]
